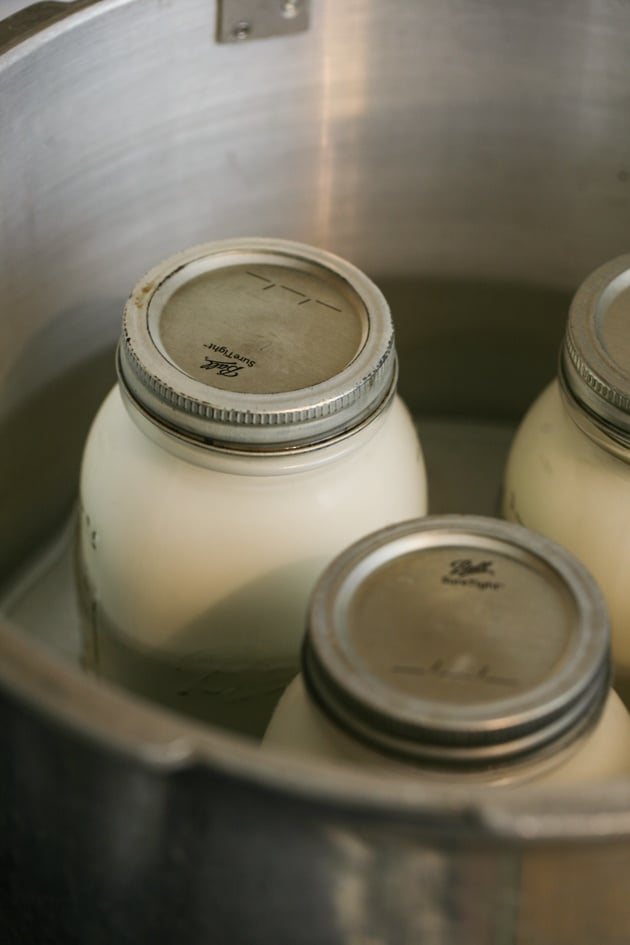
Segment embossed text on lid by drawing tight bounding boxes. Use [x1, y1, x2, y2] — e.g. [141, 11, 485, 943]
[118, 238, 396, 450]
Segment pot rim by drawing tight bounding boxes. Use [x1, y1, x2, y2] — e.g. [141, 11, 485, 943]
[3, 612, 630, 841]
[0, 0, 123, 62]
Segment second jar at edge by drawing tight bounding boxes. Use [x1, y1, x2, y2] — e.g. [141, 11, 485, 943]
[502, 253, 630, 705]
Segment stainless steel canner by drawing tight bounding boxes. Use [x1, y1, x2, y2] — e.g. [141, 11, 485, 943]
[2, 2, 630, 942]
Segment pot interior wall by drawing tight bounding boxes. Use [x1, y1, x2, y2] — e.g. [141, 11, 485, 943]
[5, 5, 630, 943]
[1, 0, 629, 577]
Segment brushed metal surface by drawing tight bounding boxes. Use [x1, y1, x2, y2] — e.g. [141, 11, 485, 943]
[3, 1, 630, 942]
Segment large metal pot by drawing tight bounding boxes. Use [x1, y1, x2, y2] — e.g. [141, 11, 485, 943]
[2, 2, 630, 942]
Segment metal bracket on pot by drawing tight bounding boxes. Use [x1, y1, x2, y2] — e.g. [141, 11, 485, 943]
[217, 0, 309, 43]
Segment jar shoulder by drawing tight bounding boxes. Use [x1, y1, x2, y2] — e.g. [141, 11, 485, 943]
[508, 379, 629, 470]
[510, 380, 580, 455]
[262, 675, 346, 760]
[503, 379, 630, 522]
[263, 675, 400, 769]
[538, 690, 630, 785]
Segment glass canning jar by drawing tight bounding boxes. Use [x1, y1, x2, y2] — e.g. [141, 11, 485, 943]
[263, 516, 630, 786]
[76, 238, 428, 737]
[502, 254, 630, 704]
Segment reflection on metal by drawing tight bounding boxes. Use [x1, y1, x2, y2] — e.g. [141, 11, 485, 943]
[217, 0, 309, 43]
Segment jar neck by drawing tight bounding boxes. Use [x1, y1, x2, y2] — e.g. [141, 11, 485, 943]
[119, 383, 394, 475]
[558, 359, 630, 464]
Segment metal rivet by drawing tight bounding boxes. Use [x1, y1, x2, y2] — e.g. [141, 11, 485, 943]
[281, 0, 301, 19]
[231, 20, 251, 40]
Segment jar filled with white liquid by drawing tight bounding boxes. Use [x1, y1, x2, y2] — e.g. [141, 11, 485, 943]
[502, 253, 630, 704]
[76, 238, 428, 737]
[263, 516, 630, 786]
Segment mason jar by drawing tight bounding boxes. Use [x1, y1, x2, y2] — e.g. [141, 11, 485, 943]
[76, 238, 428, 737]
[263, 516, 630, 786]
[502, 254, 630, 704]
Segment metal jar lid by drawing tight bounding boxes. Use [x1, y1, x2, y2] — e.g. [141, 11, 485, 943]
[561, 253, 630, 444]
[118, 238, 396, 449]
[303, 515, 611, 769]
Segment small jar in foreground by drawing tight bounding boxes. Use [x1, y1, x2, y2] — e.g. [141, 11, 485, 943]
[502, 254, 630, 703]
[76, 238, 428, 737]
[263, 516, 630, 786]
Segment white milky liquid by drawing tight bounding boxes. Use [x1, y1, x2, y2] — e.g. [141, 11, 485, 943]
[502, 380, 630, 699]
[263, 675, 630, 786]
[77, 386, 428, 737]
